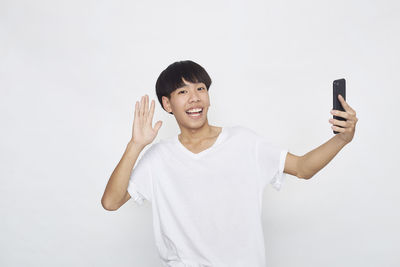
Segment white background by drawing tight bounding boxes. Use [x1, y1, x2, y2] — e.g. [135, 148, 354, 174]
[1, 0, 399, 266]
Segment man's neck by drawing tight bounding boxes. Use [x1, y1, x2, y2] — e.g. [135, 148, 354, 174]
[178, 124, 215, 144]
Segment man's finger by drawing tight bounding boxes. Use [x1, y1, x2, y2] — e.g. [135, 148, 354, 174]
[331, 109, 349, 120]
[330, 118, 347, 128]
[148, 99, 155, 125]
[338, 94, 354, 113]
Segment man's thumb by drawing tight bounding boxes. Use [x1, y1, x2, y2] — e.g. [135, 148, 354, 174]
[154, 121, 163, 131]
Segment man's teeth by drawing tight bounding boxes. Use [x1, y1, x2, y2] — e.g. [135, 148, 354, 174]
[186, 108, 202, 113]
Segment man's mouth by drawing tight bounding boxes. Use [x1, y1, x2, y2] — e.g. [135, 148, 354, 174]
[186, 108, 203, 118]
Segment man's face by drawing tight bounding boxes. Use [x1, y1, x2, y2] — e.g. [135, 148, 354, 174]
[162, 78, 210, 128]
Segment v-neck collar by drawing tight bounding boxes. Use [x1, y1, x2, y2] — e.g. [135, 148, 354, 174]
[175, 127, 226, 159]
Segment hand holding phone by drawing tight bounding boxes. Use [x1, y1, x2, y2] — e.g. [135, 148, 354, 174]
[333, 78, 346, 134]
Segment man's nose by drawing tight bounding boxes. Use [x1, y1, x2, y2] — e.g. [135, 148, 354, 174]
[188, 90, 200, 102]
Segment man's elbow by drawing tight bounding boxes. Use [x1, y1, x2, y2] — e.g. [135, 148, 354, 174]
[297, 169, 314, 180]
[301, 174, 314, 180]
[101, 197, 119, 211]
[296, 159, 314, 180]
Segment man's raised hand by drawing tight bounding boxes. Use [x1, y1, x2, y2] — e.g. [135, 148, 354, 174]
[131, 94, 163, 147]
[329, 94, 358, 144]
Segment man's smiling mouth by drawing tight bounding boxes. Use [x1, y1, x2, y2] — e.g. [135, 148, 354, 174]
[186, 108, 203, 117]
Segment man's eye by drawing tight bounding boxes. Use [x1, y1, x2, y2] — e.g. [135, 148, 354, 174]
[178, 88, 204, 94]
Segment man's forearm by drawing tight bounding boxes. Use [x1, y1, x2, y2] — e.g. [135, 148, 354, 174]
[101, 141, 145, 210]
[299, 135, 348, 179]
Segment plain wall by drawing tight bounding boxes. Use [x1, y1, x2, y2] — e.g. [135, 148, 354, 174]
[1, 0, 399, 266]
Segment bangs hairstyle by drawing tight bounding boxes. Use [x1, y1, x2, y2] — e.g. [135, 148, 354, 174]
[156, 60, 212, 114]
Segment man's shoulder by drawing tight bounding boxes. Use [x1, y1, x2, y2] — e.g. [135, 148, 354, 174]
[143, 136, 175, 155]
[146, 139, 166, 151]
[138, 139, 163, 159]
[229, 125, 260, 139]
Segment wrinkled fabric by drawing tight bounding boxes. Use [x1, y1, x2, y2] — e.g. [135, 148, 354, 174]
[127, 125, 288, 266]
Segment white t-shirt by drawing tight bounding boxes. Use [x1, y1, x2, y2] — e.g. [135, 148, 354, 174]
[127, 125, 288, 267]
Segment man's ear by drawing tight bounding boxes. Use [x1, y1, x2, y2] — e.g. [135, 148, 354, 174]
[162, 96, 172, 113]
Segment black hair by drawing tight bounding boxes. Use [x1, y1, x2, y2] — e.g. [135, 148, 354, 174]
[155, 60, 212, 114]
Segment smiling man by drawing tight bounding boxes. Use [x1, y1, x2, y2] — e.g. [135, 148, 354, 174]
[101, 60, 358, 267]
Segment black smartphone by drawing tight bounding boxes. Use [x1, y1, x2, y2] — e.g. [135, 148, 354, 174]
[333, 78, 346, 134]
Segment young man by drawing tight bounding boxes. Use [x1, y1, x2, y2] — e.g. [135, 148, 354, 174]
[101, 60, 358, 266]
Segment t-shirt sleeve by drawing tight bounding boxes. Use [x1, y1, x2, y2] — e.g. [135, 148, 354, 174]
[127, 148, 153, 205]
[255, 135, 289, 191]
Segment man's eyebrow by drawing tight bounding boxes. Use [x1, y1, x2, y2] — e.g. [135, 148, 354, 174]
[179, 83, 203, 88]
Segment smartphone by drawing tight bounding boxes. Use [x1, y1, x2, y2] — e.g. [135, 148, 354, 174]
[333, 78, 346, 134]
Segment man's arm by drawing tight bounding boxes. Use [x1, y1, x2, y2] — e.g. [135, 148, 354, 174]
[285, 135, 347, 179]
[101, 94, 162, 211]
[284, 94, 358, 179]
[101, 141, 145, 211]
